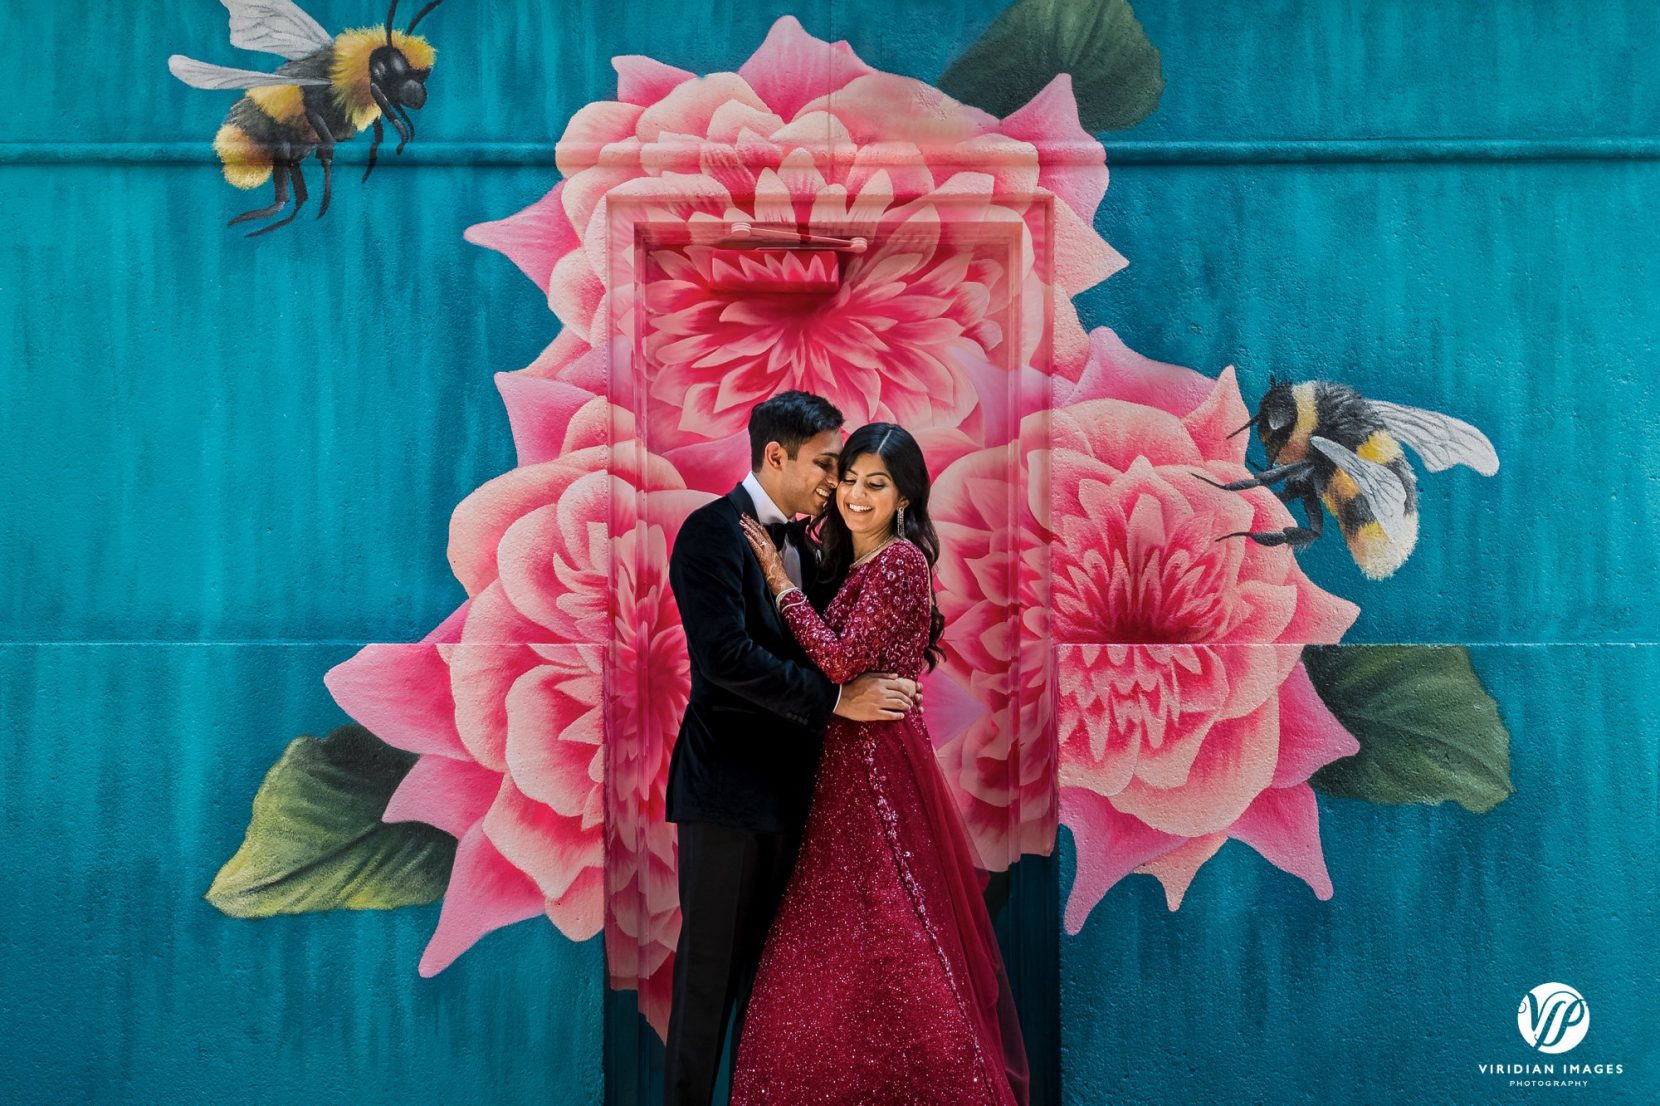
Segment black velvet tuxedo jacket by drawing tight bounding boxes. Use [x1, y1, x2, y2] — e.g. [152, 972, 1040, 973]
[665, 483, 841, 833]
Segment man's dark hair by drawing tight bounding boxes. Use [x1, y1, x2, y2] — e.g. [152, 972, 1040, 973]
[748, 391, 845, 469]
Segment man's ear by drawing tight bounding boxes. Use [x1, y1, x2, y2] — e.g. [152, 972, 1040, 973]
[763, 441, 786, 470]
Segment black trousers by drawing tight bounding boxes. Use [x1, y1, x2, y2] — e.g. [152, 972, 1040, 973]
[663, 820, 802, 1106]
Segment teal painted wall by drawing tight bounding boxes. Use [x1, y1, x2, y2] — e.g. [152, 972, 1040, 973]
[3, 1, 1656, 1103]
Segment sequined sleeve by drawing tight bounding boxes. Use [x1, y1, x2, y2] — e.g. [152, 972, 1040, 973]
[777, 542, 932, 684]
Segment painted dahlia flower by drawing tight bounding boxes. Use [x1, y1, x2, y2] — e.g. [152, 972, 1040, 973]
[463, 14, 1123, 461]
[327, 385, 702, 1034]
[1049, 330, 1362, 932]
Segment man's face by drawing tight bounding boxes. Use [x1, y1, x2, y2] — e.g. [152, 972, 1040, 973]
[772, 427, 842, 517]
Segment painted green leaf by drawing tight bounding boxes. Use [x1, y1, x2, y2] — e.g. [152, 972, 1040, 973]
[939, 0, 1165, 132]
[206, 724, 456, 918]
[1306, 645, 1514, 814]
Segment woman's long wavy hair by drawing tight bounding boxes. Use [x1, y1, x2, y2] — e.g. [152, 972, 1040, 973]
[812, 422, 945, 670]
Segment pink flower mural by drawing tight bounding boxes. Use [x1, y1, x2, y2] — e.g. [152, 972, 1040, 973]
[926, 326, 1365, 922]
[930, 413, 1057, 871]
[326, 389, 704, 1032]
[1046, 330, 1363, 932]
[462, 13, 1122, 471]
[378, 14, 1132, 1028]
[206, 4, 1512, 1052]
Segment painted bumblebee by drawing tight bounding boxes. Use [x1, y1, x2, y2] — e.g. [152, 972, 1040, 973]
[1196, 377, 1499, 579]
[168, 0, 445, 236]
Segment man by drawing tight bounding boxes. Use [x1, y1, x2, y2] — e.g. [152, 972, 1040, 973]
[663, 390, 922, 1106]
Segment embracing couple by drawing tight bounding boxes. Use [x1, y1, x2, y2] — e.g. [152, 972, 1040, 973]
[663, 391, 1029, 1106]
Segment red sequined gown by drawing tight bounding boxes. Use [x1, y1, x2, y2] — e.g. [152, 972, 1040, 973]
[730, 540, 1029, 1106]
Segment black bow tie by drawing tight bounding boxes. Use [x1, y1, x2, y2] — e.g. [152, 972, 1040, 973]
[764, 517, 810, 549]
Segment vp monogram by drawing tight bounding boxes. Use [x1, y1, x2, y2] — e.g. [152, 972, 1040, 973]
[1517, 983, 1589, 1054]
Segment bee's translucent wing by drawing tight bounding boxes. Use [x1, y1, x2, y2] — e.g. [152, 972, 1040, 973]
[1368, 399, 1500, 476]
[1309, 435, 1412, 544]
[221, 0, 334, 59]
[168, 54, 329, 89]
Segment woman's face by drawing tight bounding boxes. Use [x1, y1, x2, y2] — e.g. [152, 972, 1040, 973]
[837, 452, 907, 542]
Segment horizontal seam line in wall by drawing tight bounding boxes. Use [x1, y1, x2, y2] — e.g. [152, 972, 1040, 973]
[4, 640, 1660, 647]
[5, 138, 1660, 167]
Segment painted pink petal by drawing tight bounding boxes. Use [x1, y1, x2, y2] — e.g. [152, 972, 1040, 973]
[1050, 188, 1126, 295]
[1284, 574, 1362, 644]
[1272, 662, 1360, 787]
[737, 16, 875, 122]
[1051, 404, 1205, 471]
[1111, 693, 1280, 838]
[1217, 580, 1301, 646]
[546, 248, 606, 341]
[544, 864, 605, 942]
[1227, 781, 1335, 899]
[449, 601, 558, 775]
[635, 72, 768, 144]
[448, 457, 588, 600]
[998, 74, 1108, 225]
[1210, 629, 1299, 719]
[383, 754, 502, 838]
[457, 576, 566, 646]
[1060, 787, 1183, 934]
[810, 72, 998, 145]
[511, 327, 591, 383]
[662, 434, 751, 497]
[555, 100, 647, 178]
[559, 386, 622, 451]
[503, 657, 605, 818]
[918, 665, 990, 753]
[612, 54, 696, 106]
[914, 424, 994, 486]
[1132, 832, 1228, 910]
[417, 822, 547, 977]
[844, 142, 937, 202]
[481, 774, 605, 905]
[1050, 298, 1090, 385]
[324, 642, 467, 760]
[422, 601, 470, 646]
[496, 501, 606, 641]
[462, 182, 579, 295]
[1067, 327, 1215, 415]
[1182, 365, 1253, 467]
[495, 374, 600, 467]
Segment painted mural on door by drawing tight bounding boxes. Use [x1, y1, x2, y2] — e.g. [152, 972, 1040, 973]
[192, 0, 1515, 1087]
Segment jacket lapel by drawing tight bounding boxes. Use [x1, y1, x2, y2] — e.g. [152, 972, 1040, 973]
[726, 483, 789, 636]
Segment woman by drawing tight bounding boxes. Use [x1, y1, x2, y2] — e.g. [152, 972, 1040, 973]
[730, 423, 1029, 1106]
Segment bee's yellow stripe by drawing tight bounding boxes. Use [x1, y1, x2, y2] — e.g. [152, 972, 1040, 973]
[213, 123, 271, 189]
[1321, 467, 1359, 514]
[247, 84, 309, 127]
[1355, 430, 1403, 463]
[1291, 383, 1320, 453]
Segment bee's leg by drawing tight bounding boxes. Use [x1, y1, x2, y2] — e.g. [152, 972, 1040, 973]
[304, 111, 337, 219]
[372, 87, 412, 152]
[228, 160, 290, 227]
[246, 157, 307, 237]
[1217, 526, 1321, 549]
[363, 118, 384, 183]
[1192, 460, 1312, 493]
[393, 102, 416, 150]
[1218, 497, 1323, 549]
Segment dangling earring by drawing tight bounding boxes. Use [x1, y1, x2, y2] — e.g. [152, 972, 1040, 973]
[896, 505, 906, 538]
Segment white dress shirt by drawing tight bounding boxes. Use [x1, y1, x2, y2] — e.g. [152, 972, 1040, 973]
[742, 471, 804, 588]
[741, 470, 842, 712]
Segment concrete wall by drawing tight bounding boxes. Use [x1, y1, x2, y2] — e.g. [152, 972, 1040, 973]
[3, 1, 1654, 1102]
